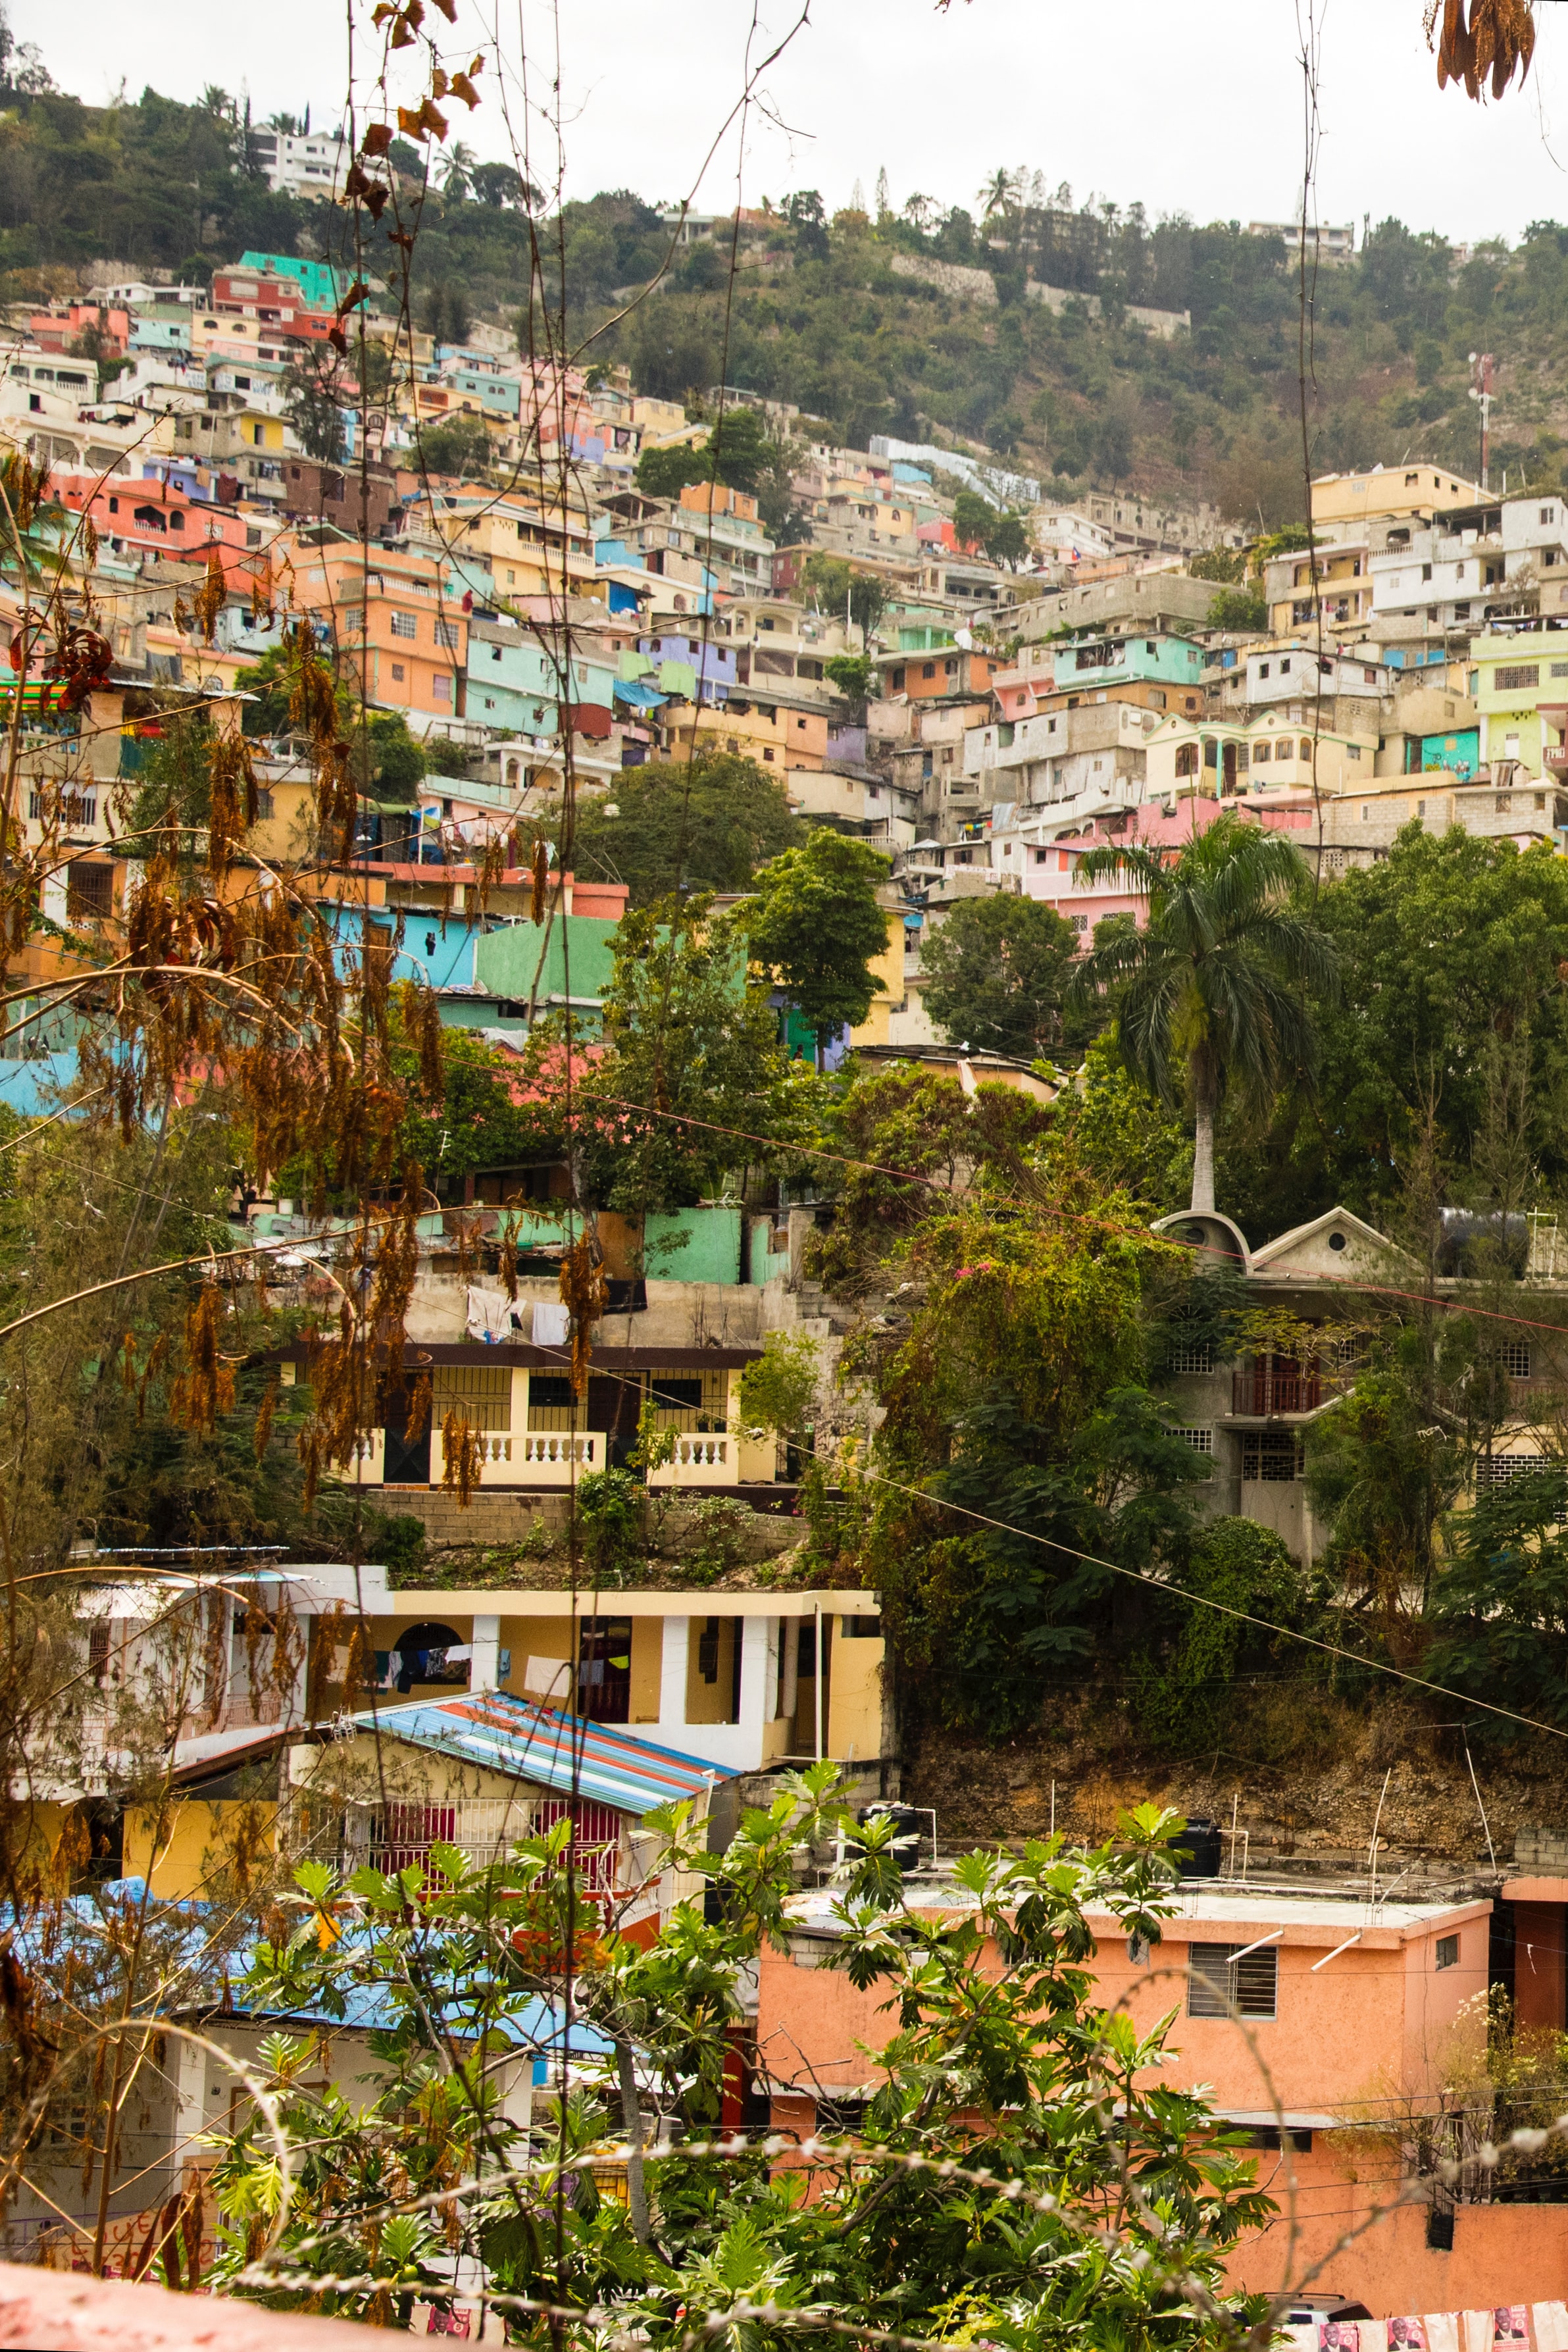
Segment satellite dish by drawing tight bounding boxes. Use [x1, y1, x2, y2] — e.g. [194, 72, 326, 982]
[955, 628, 973, 650]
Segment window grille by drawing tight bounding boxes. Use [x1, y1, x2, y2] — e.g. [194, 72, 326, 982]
[1188, 1941, 1277, 2019]
[434, 619, 460, 649]
[1501, 1339, 1532, 1379]
[1242, 1433, 1302, 1482]
[433, 1364, 512, 1431]
[1175, 1426, 1213, 1454]
[1171, 1342, 1214, 1374]
[390, 611, 418, 639]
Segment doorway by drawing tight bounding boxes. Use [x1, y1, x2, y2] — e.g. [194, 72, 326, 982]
[586, 1372, 642, 1468]
[577, 1616, 633, 1722]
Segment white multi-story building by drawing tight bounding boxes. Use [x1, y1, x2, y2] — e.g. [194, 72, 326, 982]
[1371, 492, 1568, 635]
[247, 126, 349, 200]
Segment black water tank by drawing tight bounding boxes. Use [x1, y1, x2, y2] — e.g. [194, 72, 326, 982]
[859, 1802, 924, 1872]
[1175, 1816, 1223, 1878]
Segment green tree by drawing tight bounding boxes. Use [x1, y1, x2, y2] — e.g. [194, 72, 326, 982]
[209, 1777, 1274, 2332]
[747, 831, 890, 1060]
[823, 652, 873, 700]
[632, 407, 771, 501]
[1298, 827, 1568, 1219]
[557, 894, 790, 1212]
[983, 507, 1030, 567]
[1075, 814, 1335, 1214]
[282, 354, 345, 465]
[567, 754, 803, 907]
[1428, 1464, 1568, 1736]
[419, 413, 492, 478]
[951, 488, 993, 551]
[1206, 585, 1267, 630]
[800, 552, 890, 640]
[921, 892, 1080, 1060]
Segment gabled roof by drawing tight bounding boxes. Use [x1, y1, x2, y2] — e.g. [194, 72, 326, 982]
[349, 1691, 727, 1816]
[1248, 1204, 1403, 1279]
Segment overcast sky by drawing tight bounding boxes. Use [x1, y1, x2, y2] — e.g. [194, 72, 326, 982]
[14, 0, 1568, 247]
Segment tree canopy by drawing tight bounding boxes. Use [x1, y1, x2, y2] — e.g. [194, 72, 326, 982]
[566, 754, 803, 907]
[747, 831, 891, 1055]
[921, 892, 1081, 1060]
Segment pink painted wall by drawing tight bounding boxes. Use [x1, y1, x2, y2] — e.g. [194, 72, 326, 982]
[757, 1902, 1506, 2310]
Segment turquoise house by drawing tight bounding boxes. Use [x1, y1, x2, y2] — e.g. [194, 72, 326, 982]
[1050, 632, 1205, 692]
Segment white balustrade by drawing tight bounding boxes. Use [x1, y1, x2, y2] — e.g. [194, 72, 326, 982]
[649, 1433, 733, 1489]
[518, 1431, 601, 1484]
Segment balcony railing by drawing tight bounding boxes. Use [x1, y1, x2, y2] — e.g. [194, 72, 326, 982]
[519, 1431, 601, 1483]
[649, 1433, 734, 1488]
[1231, 1353, 1334, 1416]
[342, 1795, 622, 1892]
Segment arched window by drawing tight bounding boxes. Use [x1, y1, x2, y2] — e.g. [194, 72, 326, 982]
[1175, 742, 1198, 778]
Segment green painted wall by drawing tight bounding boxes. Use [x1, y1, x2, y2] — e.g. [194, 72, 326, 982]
[646, 1207, 743, 1283]
[474, 915, 621, 1009]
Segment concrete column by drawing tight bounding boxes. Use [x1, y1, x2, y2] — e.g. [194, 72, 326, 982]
[780, 1612, 799, 1728]
[169, 2032, 209, 2186]
[736, 1615, 771, 1764]
[658, 1616, 690, 1732]
[471, 1614, 501, 1692]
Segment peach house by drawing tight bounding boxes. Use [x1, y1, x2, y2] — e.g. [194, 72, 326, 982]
[759, 1872, 1568, 2316]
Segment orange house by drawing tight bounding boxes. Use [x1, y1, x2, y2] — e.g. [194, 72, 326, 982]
[880, 647, 1003, 700]
[278, 536, 468, 720]
[757, 1871, 1568, 2316]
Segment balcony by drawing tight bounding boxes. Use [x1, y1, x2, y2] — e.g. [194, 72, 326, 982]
[518, 1431, 601, 1483]
[341, 1795, 622, 1892]
[648, 1433, 735, 1488]
[1231, 1353, 1334, 1417]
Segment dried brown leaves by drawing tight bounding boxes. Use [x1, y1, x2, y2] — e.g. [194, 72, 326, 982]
[1432, 0, 1535, 96]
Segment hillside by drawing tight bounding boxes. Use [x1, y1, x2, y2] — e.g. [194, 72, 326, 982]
[7, 74, 1568, 518]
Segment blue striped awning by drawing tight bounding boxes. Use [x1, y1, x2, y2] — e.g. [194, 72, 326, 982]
[351, 1690, 726, 1815]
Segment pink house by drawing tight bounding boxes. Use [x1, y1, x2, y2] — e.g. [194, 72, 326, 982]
[759, 1871, 1568, 2314]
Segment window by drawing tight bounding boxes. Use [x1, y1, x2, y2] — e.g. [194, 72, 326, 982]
[390, 662, 405, 682]
[66, 864, 113, 919]
[1495, 664, 1540, 691]
[1188, 1943, 1277, 2020]
[922, 663, 935, 680]
[1502, 1339, 1532, 1379]
[390, 611, 418, 639]
[1243, 1433, 1303, 1481]
[1436, 1935, 1459, 1970]
[1171, 1342, 1215, 1374]
[1497, 794, 1513, 813]
[1298, 740, 1313, 761]
[432, 675, 451, 702]
[1175, 1427, 1215, 1469]
[434, 619, 460, 650]
[1253, 740, 1270, 763]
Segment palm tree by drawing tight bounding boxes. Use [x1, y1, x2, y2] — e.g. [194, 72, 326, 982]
[440, 141, 478, 201]
[976, 166, 1019, 223]
[1072, 814, 1336, 1214]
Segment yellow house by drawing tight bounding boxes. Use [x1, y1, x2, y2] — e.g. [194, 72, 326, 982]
[1309, 464, 1485, 531]
[1147, 710, 1378, 799]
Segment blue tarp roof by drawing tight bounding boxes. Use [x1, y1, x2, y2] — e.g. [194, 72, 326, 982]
[612, 677, 666, 709]
[351, 1691, 727, 1817]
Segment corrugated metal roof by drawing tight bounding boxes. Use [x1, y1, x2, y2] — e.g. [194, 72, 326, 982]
[351, 1690, 728, 1816]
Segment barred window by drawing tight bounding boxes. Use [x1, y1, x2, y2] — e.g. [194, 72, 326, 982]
[1189, 1941, 1277, 2020]
[1501, 1339, 1532, 1379]
[1171, 1342, 1214, 1374]
[434, 619, 461, 650]
[390, 611, 418, 640]
[432, 1364, 512, 1431]
[1242, 1433, 1302, 1482]
[1494, 664, 1540, 690]
[1175, 1426, 1213, 1454]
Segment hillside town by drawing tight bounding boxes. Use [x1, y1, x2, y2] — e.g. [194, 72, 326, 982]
[14, 7, 1568, 2349]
